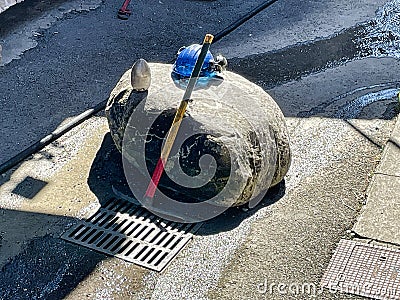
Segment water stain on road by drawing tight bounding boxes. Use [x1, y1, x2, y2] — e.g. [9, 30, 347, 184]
[297, 83, 400, 120]
[228, 0, 400, 120]
[0, 0, 101, 65]
[360, 0, 400, 59]
[230, 0, 400, 90]
[229, 25, 366, 89]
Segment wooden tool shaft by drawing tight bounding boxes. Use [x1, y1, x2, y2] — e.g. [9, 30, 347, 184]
[144, 34, 214, 199]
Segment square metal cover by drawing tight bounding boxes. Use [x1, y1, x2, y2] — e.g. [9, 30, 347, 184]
[62, 198, 202, 271]
[321, 239, 400, 299]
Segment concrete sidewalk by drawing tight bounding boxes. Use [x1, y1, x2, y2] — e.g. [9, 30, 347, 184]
[353, 112, 400, 244]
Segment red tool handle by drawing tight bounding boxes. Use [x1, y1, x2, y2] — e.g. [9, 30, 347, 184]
[120, 0, 130, 12]
[143, 34, 214, 200]
[145, 157, 166, 198]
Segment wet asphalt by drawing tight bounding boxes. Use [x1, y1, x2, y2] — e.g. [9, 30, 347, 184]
[0, 0, 400, 299]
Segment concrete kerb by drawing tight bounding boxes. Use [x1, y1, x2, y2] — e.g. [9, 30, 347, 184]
[353, 114, 400, 245]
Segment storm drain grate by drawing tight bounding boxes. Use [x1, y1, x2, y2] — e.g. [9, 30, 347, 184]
[62, 198, 202, 271]
[321, 239, 400, 299]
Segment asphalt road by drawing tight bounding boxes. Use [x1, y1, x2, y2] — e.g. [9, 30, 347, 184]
[0, 0, 399, 299]
[0, 0, 393, 165]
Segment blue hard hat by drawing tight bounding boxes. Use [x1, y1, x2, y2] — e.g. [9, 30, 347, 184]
[172, 44, 216, 78]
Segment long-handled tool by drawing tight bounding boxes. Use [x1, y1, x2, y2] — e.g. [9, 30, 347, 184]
[143, 33, 214, 202]
[117, 0, 132, 20]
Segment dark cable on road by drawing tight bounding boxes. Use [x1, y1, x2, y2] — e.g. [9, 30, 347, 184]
[213, 0, 279, 43]
[0, 100, 107, 175]
[0, 0, 280, 175]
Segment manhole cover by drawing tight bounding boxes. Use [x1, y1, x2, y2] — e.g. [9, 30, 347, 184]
[62, 198, 202, 271]
[321, 239, 400, 299]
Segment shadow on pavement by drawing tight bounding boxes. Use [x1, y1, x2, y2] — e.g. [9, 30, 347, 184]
[0, 209, 106, 300]
[199, 180, 286, 235]
[11, 176, 48, 199]
[87, 132, 126, 207]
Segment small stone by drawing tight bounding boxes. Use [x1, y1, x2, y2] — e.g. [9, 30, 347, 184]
[130, 59, 151, 91]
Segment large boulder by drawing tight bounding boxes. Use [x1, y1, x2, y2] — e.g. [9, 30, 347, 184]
[105, 63, 291, 208]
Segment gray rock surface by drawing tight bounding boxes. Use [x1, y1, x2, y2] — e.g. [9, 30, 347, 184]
[105, 63, 291, 207]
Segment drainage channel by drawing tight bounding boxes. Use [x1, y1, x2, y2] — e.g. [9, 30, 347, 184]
[62, 198, 202, 272]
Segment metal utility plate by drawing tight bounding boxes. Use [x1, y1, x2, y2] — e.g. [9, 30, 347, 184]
[62, 198, 202, 272]
[321, 239, 400, 299]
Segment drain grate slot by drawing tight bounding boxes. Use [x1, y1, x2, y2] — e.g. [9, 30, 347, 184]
[321, 239, 400, 300]
[62, 198, 202, 271]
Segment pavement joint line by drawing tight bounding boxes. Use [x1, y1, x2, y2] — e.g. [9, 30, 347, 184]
[352, 114, 400, 245]
[355, 237, 400, 249]
[389, 137, 400, 149]
[374, 172, 400, 178]
[345, 119, 384, 149]
[374, 115, 400, 175]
